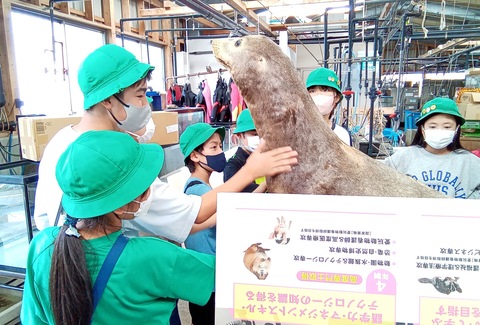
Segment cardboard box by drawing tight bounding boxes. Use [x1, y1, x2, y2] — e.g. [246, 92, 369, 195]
[18, 111, 179, 161]
[17, 115, 82, 161]
[149, 111, 179, 146]
[458, 91, 480, 120]
[460, 136, 480, 151]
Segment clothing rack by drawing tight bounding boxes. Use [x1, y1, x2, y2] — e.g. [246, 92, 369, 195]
[165, 68, 228, 81]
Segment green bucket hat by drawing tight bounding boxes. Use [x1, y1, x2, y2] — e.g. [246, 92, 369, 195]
[180, 123, 225, 162]
[78, 44, 155, 109]
[56, 130, 164, 218]
[306, 67, 343, 100]
[416, 98, 465, 126]
[234, 109, 256, 134]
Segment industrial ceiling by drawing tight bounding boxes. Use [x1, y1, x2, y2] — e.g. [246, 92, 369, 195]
[141, 0, 480, 72]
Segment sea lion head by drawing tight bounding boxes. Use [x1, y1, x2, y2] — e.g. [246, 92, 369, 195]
[211, 36, 324, 152]
[211, 36, 304, 115]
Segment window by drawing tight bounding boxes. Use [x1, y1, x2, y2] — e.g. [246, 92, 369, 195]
[11, 10, 104, 116]
[117, 37, 166, 92]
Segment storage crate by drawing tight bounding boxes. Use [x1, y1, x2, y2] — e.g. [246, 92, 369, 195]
[465, 68, 480, 88]
[146, 91, 162, 111]
[461, 120, 480, 137]
[404, 110, 421, 130]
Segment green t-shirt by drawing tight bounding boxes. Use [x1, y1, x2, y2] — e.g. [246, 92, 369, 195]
[21, 227, 215, 324]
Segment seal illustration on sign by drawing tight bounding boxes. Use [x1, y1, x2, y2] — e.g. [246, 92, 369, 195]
[418, 276, 462, 295]
[243, 243, 271, 280]
[269, 216, 292, 245]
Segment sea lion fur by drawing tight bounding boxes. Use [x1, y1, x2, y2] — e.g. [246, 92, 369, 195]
[211, 36, 444, 198]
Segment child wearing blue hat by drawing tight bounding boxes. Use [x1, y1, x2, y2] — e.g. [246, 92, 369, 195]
[384, 98, 480, 198]
[21, 131, 216, 325]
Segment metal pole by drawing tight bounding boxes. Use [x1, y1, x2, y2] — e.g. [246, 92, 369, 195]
[324, 11, 329, 67]
[344, 0, 355, 132]
[368, 19, 379, 157]
[394, 14, 409, 125]
[171, 19, 177, 83]
[49, 1, 56, 73]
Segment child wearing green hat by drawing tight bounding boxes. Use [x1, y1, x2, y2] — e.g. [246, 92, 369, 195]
[21, 131, 216, 325]
[34, 43, 157, 231]
[223, 109, 266, 192]
[384, 97, 480, 199]
[33, 44, 298, 245]
[306, 67, 352, 146]
[179, 122, 226, 324]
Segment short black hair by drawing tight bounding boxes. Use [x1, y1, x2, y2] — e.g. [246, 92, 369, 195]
[185, 143, 204, 173]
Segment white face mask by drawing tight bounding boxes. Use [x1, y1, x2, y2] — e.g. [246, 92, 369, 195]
[121, 103, 152, 133]
[128, 117, 156, 143]
[124, 186, 153, 218]
[423, 128, 456, 150]
[246, 136, 260, 152]
[312, 94, 335, 116]
[113, 95, 152, 132]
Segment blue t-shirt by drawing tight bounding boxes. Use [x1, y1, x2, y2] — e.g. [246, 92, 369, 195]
[183, 177, 216, 255]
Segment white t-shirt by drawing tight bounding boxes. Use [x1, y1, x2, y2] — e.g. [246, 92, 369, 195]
[383, 146, 480, 199]
[33, 125, 201, 243]
[333, 124, 352, 146]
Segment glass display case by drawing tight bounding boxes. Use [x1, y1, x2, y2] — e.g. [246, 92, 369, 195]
[169, 107, 236, 150]
[159, 108, 237, 179]
[170, 107, 205, 136]
[0, 160, 39, 278]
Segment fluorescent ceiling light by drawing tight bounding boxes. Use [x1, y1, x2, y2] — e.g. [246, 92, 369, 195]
[425, 72, 466, 80]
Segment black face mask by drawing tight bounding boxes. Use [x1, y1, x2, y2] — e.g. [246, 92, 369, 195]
[198, 152, 227, 172]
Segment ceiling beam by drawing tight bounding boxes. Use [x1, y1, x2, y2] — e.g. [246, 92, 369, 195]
[223, 0, 274, 37]
[140, 1, 236, 17]
[242, 0, 340, 10]
[418, 38, 469, 58]
[140, 7, 198, 16]
[174, 0, 251, 35]
[140, 0, 337, 17]
[194, 17, 219, 28]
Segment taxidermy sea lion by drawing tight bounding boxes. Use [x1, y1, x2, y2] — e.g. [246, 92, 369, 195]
[212, 36, 444, 198]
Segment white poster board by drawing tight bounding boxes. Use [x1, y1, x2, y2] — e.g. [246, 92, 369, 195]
[216, 193, 480, 325]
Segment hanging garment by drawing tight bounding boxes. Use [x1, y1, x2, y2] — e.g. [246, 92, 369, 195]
[167, 84, 184, 107]
[211, 77, 231, 123]
[182, 83, 197, 107]
[166, 87, 173, 105]
[173, 84, 184, 107]
[203, 81, 213, 123]
[219, 80, 231, 122]
[229, 78, 245, 122]
[196, 81, 207, 122]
